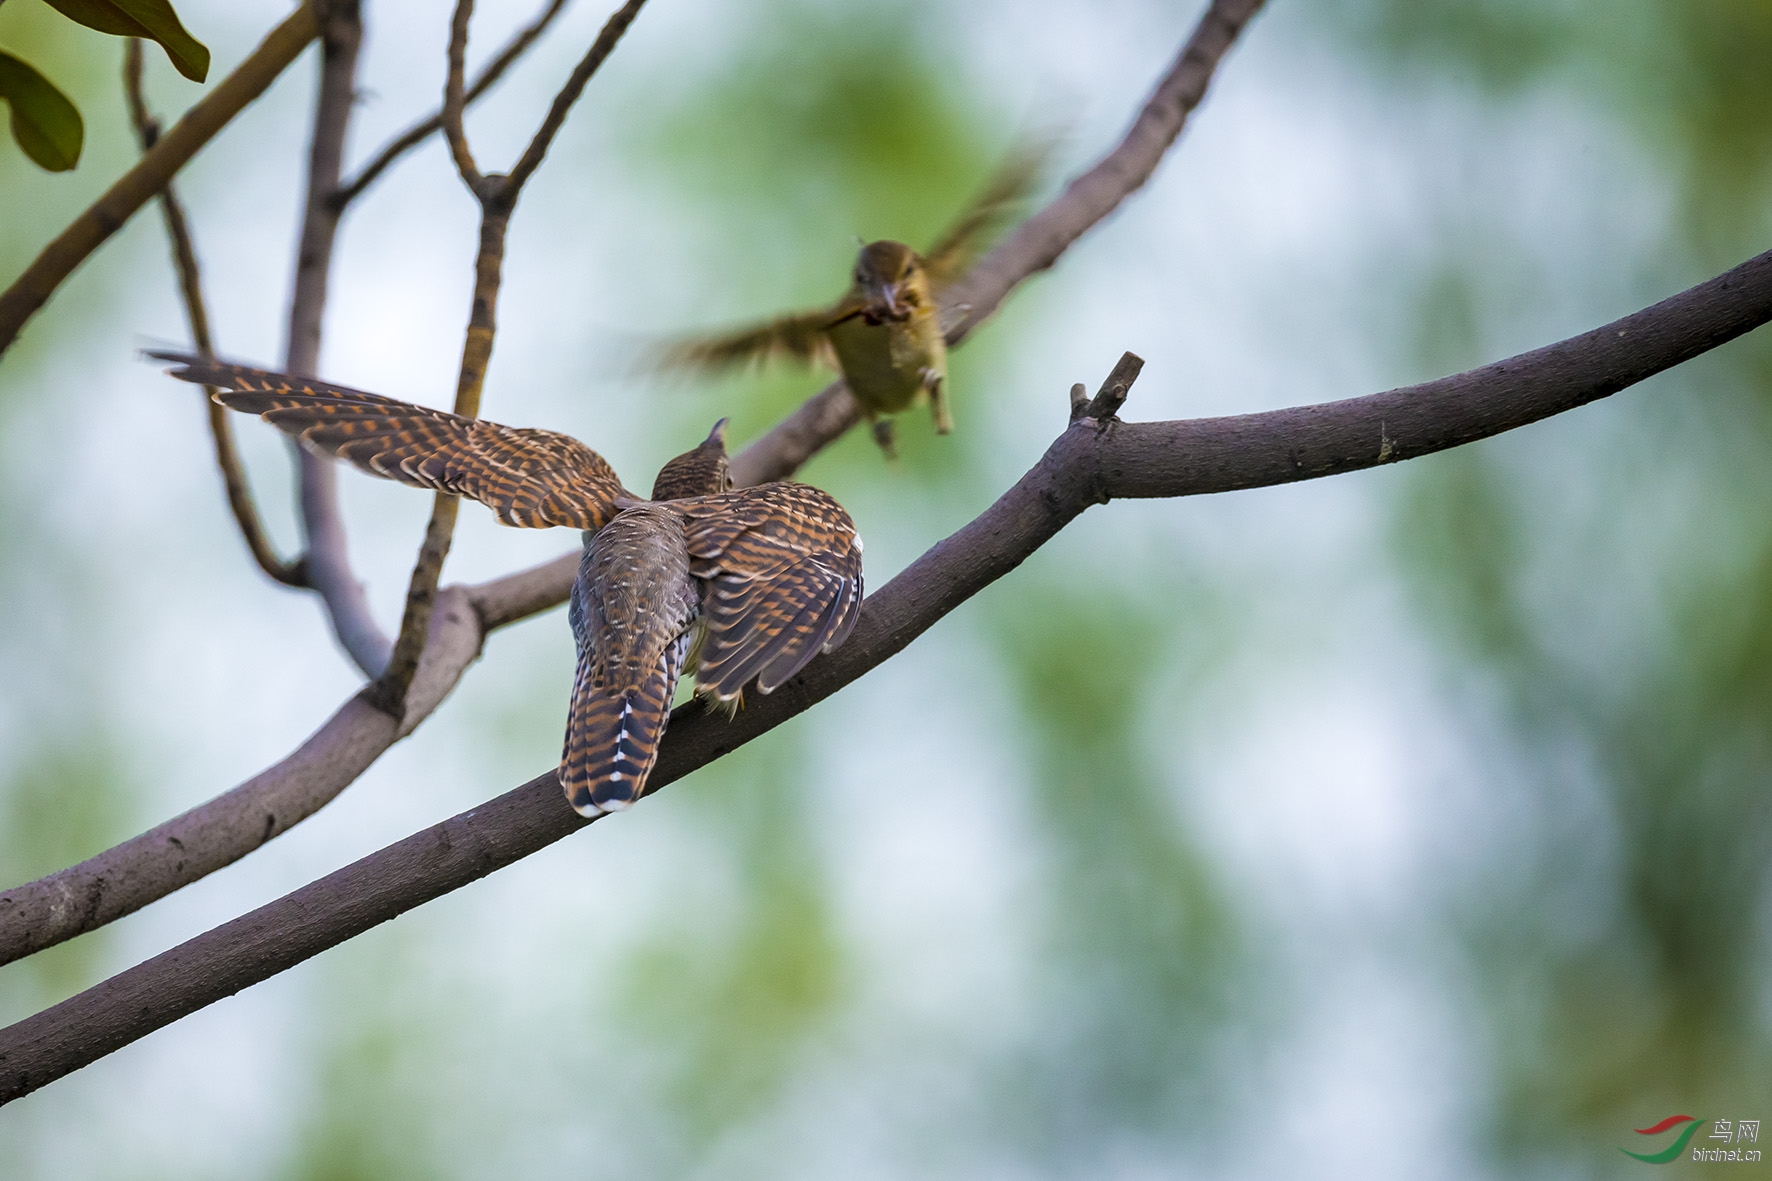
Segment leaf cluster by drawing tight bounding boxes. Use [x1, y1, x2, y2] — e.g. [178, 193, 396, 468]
[0, 0, 206, 171]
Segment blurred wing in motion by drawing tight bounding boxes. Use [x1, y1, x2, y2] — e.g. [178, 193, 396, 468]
[921, 139, 1051, 290]
[678, 482, 864, 701]
[152, 352, 630, 530]
[653, 308, 844, 377]
[562, 504, 702, 815]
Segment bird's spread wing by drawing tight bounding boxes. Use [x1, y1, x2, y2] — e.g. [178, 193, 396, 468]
[654, 308, 843, 376]
[676, 483, 864, 700]
[921, 140, 1051, 290]
[152, 352, 630, 530]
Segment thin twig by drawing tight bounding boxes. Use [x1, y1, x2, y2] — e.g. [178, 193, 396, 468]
[0, 0, 1247, 966]
[286, 0, 392, 677]
[729, 0, 1267, 487]
[332, 0, 571, 209]
[502, 0, 646, 198]
[440, 0, 484, 191]
[124, 40, 306, 588]
[6, 242, 1772, 1100]
[0, 4, 321, 356]
[372, 0, 649, 713]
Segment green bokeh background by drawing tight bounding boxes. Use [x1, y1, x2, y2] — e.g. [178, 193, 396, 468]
[0, 0, 1768, 1176]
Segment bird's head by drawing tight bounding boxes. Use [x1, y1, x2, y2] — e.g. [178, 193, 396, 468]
[852, 240, 926, 323]
[650, 417, 731, 501]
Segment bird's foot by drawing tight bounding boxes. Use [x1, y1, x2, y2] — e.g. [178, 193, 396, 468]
[922, 370, 952, 435]
[871, 418, 900, 459]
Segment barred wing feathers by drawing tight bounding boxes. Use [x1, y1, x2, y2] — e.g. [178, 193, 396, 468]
[152, 352, 630, 530]
[678, 483, 864, 700]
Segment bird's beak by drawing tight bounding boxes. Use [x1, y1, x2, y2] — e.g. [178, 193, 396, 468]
[873, 282, 906, 320]
[706, 416, 729, 446]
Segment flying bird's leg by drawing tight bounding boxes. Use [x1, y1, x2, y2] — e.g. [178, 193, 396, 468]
[922, 368, 952, 435]
[870, 417, 899, 459]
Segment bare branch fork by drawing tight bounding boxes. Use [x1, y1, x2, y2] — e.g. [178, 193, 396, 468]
[4, 243, 1772, 1102]
[368, 0, 650, 714]
[332, 0, 572, 208]
[0, 0, 1261, 969]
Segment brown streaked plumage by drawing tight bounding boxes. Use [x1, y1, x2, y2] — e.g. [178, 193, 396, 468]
[676, 482, 864, 702]
[153, 353, 865, 816]
[564, 501, 700, 815]
[648, 417, 730, 501]
[149, 352, 635, 529]
[656, 142, 1047, 456]
[567, 446, 863, 815]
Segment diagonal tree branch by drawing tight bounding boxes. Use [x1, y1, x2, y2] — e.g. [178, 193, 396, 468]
[729, 0, 1268, 488]
[502, 0, 645, 196]
[372, 0, 649, 712]
[0, 587, 482, 967]
[0, 0, 1277, 964]
[4, 244, 1772, 1103]
[0, 4, 321, 357]
[938, 0, 1266, 349]
[332, 0, 572, 209]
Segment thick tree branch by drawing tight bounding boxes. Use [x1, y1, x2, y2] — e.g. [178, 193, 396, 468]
[0, 4, 321, 357]
[332, 0, 571, 209]
[729, 0, 1267, 487]
[124, 40, 306, 589]
[0, 588, 481, 967]
[4, 245, 1771, 1103]
[374, 0, 648, 711]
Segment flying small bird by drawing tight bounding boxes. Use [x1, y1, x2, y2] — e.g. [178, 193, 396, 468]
[657, 143, 1047, 457]
[152, 353, 863, 816]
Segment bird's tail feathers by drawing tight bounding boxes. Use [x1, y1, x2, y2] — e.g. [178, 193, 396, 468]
[560, 638, 687, 817]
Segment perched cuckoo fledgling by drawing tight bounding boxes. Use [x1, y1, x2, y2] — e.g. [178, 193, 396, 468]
[153, 355, 863, 816]
[655, 142, 1047, 457]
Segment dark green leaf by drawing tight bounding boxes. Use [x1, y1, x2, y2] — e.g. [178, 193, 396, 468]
[40, 0, 210, 83]
[0, 51, 84, 172]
